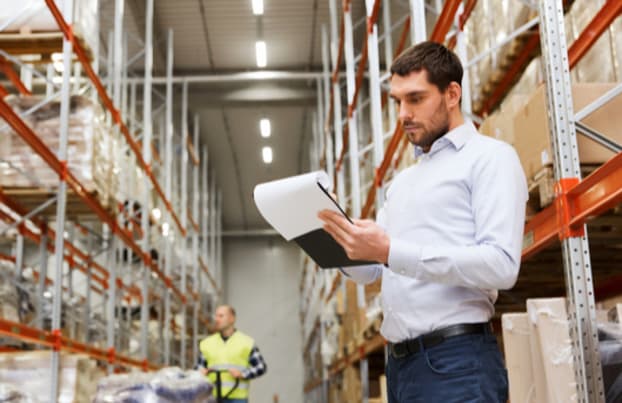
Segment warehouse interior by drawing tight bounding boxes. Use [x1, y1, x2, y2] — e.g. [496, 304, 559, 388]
[0, 0, 621, 402]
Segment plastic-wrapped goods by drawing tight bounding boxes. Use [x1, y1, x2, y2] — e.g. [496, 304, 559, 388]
[0, 383, 36, 403]
[0, 262, 19, 324]
[0, 0, 99, 56]
[93, 367, 214, 403]
[599, 322, 622, 403]
[0, 351, 100, 403]
[0, 95, 117, 209]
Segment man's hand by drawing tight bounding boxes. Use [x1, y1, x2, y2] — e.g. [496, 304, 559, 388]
[228, 368, 244, 379]
[318, 209, 390, 263]
[200, 367, 210, 376]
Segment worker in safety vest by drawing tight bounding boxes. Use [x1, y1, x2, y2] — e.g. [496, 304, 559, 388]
[198, 305, 267, 403]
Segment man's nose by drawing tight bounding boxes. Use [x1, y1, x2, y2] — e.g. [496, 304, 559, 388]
[398, 103, 411, 121]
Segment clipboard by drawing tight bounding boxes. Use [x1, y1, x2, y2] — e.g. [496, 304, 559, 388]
[253, 171, 374, 268]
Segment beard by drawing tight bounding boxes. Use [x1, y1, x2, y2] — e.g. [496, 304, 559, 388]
[404, 98, 450, 150]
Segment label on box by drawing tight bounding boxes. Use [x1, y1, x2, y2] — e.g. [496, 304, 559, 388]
[541, 150, 550, 165]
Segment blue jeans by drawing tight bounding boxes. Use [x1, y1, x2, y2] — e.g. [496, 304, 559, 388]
[386, 333, 508, 402]
[222, 399, 247, 403]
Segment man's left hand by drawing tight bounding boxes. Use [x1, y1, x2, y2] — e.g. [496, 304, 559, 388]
[228, 369, 244, 379]
[318, 209, 390, 263]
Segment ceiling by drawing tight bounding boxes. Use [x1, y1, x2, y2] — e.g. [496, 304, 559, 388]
[98, 0, 418, 232]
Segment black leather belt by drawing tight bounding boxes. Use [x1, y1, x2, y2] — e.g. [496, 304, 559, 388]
[389, 322, 491, 359]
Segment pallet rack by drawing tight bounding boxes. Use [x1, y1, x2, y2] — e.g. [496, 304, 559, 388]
[302, 0, 622, 402]
[0, 0, 223, 399]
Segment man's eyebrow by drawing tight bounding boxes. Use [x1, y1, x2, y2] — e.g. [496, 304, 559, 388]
[389, 90, 427, 100]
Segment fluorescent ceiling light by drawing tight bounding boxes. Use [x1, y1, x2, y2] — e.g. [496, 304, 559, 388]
[260, 118, 271, 138]
[255, 41, 267, 68]
[252, 0, 264, 15]
[262, 146, 273, 164]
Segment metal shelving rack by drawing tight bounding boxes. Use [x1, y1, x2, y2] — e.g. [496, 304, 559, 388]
[0, 0, 223, 400]
[302, 0, 622, 402]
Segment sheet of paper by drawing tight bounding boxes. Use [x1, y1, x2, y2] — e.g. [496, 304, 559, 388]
[253, 171, 343, 240]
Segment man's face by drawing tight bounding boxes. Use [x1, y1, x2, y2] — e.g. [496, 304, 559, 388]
[214, 306, 235, 332]
[389, 70, 450, 151]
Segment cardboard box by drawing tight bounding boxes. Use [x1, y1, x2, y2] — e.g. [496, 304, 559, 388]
[502, 313, 536, 403]
[480, 94, 529, 146]
[514, 83, 622, 181]
[526, 298, 577, 403]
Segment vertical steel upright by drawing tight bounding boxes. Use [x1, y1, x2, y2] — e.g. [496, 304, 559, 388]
[343, 3, 368, 402]
[382, 0, 397, 130]
[192, 114, 201, 364]
[409, 0, 426, 46]
[453, 3, 472, 117]
[216, 191, 223, 291]
[201, 147, 209, 294]
[163, 28, 175, 365]
[328, 0, 345, 204]
[140, 0, 154, 364]
[180, 81, 189, 368]
[50, 0, 74, 396]
[209, 172, 217, 292]
[366, 0, 384, 207]
[537, 0, 605, 400]
[321, 26, 334, 182]
[36, 226, 48, 329]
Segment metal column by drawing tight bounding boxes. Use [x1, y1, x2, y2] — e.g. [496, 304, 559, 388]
[36, 224, 48, 329]
[409, 0, 426, 45]
[180, 81, 189, 368]
[382, 0, 397, 130]
[366, 0, 385, 206]
[192, 114, 201, 365]
[140, 0, 154, 365]
[50, 0, 74, 397]
[344, 3, 368, 402]
[328, 0, 346, 204]
[538, 0, 605, 400]
[216, 191, 223, 291]
[321, 25, 334, 182]
[454, 3, 472, 117]
[105, 226, 116, 374]
[163, 28, 175, 366]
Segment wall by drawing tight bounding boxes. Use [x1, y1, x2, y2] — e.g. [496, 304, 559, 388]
[223, 236, 303, 403]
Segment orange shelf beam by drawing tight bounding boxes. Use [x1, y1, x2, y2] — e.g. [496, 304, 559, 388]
[0, 317, 158, 370]
[198, 256, 221, 296]
[568, 0, 622, 70]
[523, 152, 622, 260]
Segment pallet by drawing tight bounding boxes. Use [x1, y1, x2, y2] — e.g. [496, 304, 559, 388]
[361, 314, 382, 340]
[0, 32, 93, 62]
[1, 186, 111, 219]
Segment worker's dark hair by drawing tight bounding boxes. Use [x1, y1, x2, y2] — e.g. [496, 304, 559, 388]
[391, 41, 463, 92]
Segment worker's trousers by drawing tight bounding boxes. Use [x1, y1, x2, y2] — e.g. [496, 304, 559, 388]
[386, 332, 508, 402]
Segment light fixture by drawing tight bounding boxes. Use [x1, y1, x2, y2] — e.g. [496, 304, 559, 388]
[260, 118, 271, 138]
[262, 146, 273, 164]
[255, 41, 267, 68]
[152, 208, 161, 221]
[251, 0, 264, 15]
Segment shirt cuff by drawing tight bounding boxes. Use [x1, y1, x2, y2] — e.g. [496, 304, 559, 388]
[388, 237, 422, 277]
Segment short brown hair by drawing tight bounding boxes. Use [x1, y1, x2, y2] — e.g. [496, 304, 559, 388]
[391, 41, 463, 92]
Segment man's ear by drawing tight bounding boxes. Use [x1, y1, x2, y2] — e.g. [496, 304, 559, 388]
[445, 81, 462, 109]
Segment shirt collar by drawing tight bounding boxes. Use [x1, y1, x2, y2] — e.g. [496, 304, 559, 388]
[413, 121, 476, 159]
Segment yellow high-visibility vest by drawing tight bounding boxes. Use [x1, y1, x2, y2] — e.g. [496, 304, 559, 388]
[199, 331, 254, 399]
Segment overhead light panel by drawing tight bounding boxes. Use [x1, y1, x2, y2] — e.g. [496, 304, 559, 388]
[262, 146, 273, 164]
[255, 41, 267, 68]
[260, 118, 271, 138]
[252, 0, 264, 15]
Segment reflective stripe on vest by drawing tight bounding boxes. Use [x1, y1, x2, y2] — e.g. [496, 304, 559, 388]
[199, 331, 254, 399]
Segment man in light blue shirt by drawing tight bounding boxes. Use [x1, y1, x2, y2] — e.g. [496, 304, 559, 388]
[319, 41, 527, 402]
